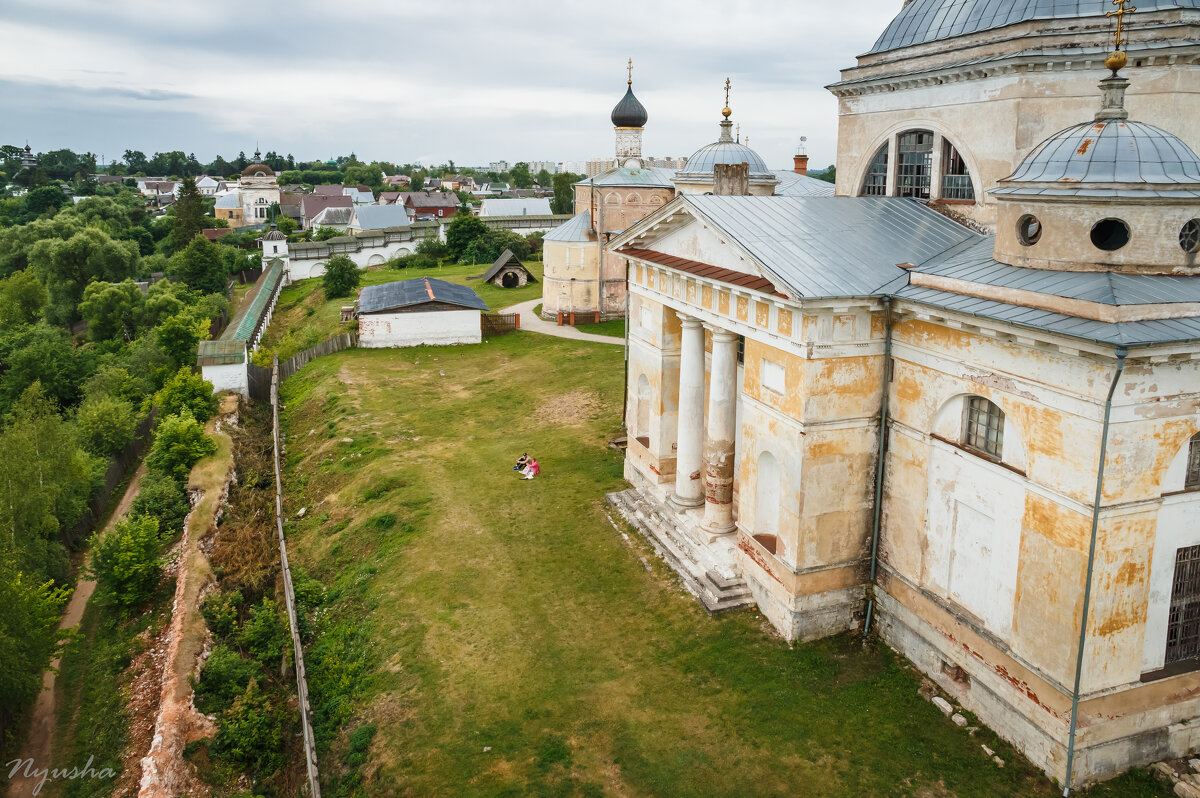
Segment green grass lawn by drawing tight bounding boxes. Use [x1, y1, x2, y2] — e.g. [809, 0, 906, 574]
[278, 333, 1159, 797]
[259, 260, 545, 361]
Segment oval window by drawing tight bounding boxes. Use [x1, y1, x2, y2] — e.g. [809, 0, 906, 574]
[1017, 214, 1041, 246]
[1180, 219, 1200, 254]
[1090, 218, 1130, 251]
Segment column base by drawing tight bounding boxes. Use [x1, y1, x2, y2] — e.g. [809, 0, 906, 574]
[699, 520, 736, 542]
[667, 493, 705, 512]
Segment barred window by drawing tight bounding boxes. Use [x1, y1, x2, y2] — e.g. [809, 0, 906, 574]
[897, 130, 934, 200]
[861, 143, 889, 197]
[1186, 434, 1200, 490]
[1166, 544, 1200, 665]
[963, 396, 1004, 459]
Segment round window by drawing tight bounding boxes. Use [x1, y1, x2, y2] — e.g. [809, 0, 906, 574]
[1181, 219, 1200, 254]
[1090, 218, 1130, 251]
[1017, 214, 1041, 246]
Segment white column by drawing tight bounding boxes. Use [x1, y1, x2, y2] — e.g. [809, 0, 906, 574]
[671, 314, 706, 508]
[702, 328, 739, 536]
[929, 132, 945, 201]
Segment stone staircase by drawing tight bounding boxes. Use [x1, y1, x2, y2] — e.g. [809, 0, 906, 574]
[607, 488, 755, 613]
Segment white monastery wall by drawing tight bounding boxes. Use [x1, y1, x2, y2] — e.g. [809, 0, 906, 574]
[358, 308, 481, 348]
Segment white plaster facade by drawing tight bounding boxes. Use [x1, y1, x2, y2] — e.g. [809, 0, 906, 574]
[358, 308, 481, 347]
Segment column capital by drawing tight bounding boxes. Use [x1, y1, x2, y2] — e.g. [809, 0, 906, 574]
[707, 326, 740, 344]
[676, 312, 703, 329]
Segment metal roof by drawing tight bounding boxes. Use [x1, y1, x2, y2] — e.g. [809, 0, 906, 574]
[222, 260, 284, 343]
[214, 193, 240, 209]
[480, 197, 553, 216]
[996, 118, 1200, 196]
[914, 236, 1200, 305]
[774, 171, 836, 197]
[681, 195, 980, 298]
[358, 277, 488, 314]
[351, 204, 411, 230]
[543, 211, 595, 242]
[312, 206, 354, 225]
[867, 0, 1200, 55]
[896, 284, 1200, 346]
[577, 167, 676, 188]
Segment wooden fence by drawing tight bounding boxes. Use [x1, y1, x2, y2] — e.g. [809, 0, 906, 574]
[481, 312, 520, 336]
[247, 363, 272, 402]
[278, 333, 359, 382]
[269, 361, 322, 798]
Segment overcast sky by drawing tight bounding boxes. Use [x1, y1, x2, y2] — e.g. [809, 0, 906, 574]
[0, 0, 902, 172]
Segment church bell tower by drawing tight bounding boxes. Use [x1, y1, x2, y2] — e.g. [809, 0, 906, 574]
[611, 59, 648, 169]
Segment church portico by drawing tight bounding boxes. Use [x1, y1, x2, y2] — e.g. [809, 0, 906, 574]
[700, 327, 740, 539]
[670, 314, 706, 509]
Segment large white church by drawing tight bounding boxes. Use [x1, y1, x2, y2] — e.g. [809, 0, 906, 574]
[605, 0, 1200, 788]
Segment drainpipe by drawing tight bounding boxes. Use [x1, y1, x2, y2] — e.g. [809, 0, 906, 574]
[622, 257, 630, 432]
[1063, 346, 1127, 796]
[863, 296, 893, 636]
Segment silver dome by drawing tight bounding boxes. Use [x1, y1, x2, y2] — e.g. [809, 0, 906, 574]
[995, 119, 1200, 196]
[678, 141, 773, 179]
[868, 0, 1200, 55]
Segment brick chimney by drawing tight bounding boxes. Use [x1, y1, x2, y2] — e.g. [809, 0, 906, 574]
[793, 154, 809, 175]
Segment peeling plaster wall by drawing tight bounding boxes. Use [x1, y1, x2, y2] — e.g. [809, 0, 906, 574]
[542, 239, 602, 316]
[357, 309, 481, 348]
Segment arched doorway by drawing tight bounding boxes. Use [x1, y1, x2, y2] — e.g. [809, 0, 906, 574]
[502, 270, 519, 288]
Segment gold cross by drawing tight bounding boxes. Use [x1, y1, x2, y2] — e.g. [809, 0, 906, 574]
[627, 58, 633, 84]
[1106, 0, 1136, 52]
[724, 77, 731, 107]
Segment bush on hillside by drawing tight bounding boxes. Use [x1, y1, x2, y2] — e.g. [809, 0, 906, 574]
[238, 597, 287, 665]
[76, 394, 137, 457]
[153, 367, 217, 422]
[323, 255, 359, 299]
[146, 411, 216, 480]
[88, 514, 163, 609]
[130, 470, 191, 537]
[195, 644, 259, 714]
[213, 678, 285, 777]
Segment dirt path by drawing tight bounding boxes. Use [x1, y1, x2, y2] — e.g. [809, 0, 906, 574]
[6, 465, 147, 798]
[136, 396, 237, 798]
[500, 299, 626, 346]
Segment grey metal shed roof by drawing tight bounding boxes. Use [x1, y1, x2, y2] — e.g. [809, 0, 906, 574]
[358, 278, 488, 314]
[914, 236, 1200, 305]
[997, 119, 1200, 194]
[544, 211, 594, 242]
[867, 0, 1200, 55]
[775, 171, 836, 197]
[681, 195, 980, 298]
[577, 167, 676, 188]
[352, 204, 411, 229]
[896, 284, 1200, 346]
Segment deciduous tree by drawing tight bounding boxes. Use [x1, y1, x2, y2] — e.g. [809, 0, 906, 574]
[322, 255, 359, 299]
[168, 234, 228, 295]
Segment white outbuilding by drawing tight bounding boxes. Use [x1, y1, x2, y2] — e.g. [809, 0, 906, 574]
[356, 277, 488, 348]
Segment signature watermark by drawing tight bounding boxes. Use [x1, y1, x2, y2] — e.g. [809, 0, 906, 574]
[6, 756, 115, 796]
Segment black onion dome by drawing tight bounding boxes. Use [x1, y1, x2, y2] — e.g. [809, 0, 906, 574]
[611, 84, 648, 128]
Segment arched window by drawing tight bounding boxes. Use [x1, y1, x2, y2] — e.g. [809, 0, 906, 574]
[962, 396, 1004, 459]
[897, 130, 934, 199]
[941, 141, 974, 201]
[754, 451, 781, 554]
[1186, 433, 1200, 490]
[861, 143, 888, 196]
[635, 374, 651, 447]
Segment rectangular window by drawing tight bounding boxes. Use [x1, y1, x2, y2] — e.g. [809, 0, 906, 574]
[1187, 437, 1200, 490]
[964, 396, 1004, 459]
[761, 359, 785, 394]
[1167, 545, 1200, 664]
[897, 131, 933, 200]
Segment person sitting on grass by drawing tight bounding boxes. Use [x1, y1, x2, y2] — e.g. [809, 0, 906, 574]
[513, 453, 529, 471]
[520, 457, 540, 480]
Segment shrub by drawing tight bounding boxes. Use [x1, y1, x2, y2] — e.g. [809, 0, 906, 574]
[89, 514, 163, 608]
[130, 470, 190, 535]
[77, 394, 137, 457]
[238, 597, 287, 665]
[390, 252, 437, 270]
[213, 678, 285, 776]
[153, 366, 217, 422]
[415, 238, 448, 259]
[194, 644, 259, 714]
[147, 411, 216, 480]
[201, 589, 243, 641]
[322, 255, 359, 299]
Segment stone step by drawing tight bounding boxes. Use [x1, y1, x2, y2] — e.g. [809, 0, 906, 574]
[606, 489, 755, 614]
